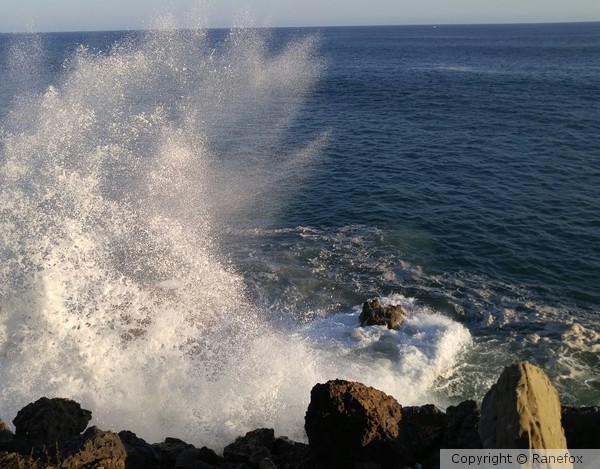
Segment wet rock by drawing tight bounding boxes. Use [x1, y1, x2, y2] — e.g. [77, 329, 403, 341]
[60, 426, 127, 468]
[479, 361, 568, 449]
[223, 428, 275, 464]
[359, 299, 407, 330]
[561, 406, 600, 449]
[305, 379, 410, 467]
[12, 397, 92, 444]
[442, 400, 482, 449]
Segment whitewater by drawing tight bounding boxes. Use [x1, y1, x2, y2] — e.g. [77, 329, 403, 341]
[0, 16, 472, 449]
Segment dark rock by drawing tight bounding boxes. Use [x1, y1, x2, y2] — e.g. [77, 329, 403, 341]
[561, 406, 600, 449]
[176, 446, 222, 468]
[479, 361, 567, 449]
[60, 426, 127, 468]
[400, 404, 447, 467]
[272, 436, 312, 468]
[223, 428, 275, 464]
[118, 430, 161, 468]
[12, 397, 92, 444]
[442, 400, 481, 449]
[359, 299, 407, 330]
[305, 379, 410, 468]
[153, 437, 196, 467]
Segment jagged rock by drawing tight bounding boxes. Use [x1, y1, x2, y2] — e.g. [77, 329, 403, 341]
[60, 426, 127, 468]
[561, 406, 600, 449]
[118, 430, 161, 468]
[176, 446, 222, 468]
[442, 400, 481, 449]
[0, 451, 35, 468]
[223, 428, 275, 464]
[272, 436, 312, 468]
[153, 437, 196, 467]
[12, 397, 92, 444]
[305, 379, 410, 467]
[359, 299, 407, 330]
[479, 361, 568, 449]
[400, 404, 447, 467]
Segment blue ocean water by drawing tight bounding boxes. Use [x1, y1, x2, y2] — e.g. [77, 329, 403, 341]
[0, 21, 598, 447]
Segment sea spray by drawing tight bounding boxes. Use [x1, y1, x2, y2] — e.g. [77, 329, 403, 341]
[0, 15, 472, 450]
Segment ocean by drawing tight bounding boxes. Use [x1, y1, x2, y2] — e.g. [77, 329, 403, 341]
[0, 19, 598, 449]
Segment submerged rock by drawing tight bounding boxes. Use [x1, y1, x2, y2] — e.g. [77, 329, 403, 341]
[305, 379, 410, 467]
[479, 361, 568, 449]
[359, 299, 407, 330]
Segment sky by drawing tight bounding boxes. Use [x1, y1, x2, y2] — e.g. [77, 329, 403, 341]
[0, 0, 598, 33]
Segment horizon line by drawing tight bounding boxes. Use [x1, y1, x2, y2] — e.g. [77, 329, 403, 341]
[1, 19, 599, 35]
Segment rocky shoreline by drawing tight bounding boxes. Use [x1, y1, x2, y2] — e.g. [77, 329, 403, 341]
[0, 360, 598, 468]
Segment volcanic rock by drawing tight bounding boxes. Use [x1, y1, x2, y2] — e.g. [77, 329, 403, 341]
[223, 428, 275, 465]
[479, 361, 568, 449]
[400, 404, 447, 466]
[561, 406, 600, 449]
[441, 399, 482, 449]
[12, 397, 92, 444]
[359, 299, 407, 330]
[305, 379, 410, 467]
[60, 426, 127, 468]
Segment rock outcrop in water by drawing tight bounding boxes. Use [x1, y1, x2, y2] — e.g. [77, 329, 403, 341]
[359, 299, 407, 330]
[0, 360, 597, 468]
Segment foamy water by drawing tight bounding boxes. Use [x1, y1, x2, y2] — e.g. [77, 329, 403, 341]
[0, 15, 473, 450]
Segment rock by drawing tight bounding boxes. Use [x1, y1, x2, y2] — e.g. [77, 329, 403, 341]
[60, 426, 127, 468]
[479, 361, 568, 449]
[0, 419, 13, 445]
[561, 406, 600, 449]
[176, 446, 222, 468]
[223, 428, 275, 464]
[400, 404, 447, 467]
[442, 400, 482, 449]
[272, 436, 312, 468]
[153, 437, 196, 467]
[359, 299, 407, 330]
[12, 397, 92, 444]
[0, 451, 35, 468]
[305, 379, 410, 467]
[118, 430, 161, 468]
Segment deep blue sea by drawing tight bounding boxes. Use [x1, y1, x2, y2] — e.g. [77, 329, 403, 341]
[0, 21, 598, 448]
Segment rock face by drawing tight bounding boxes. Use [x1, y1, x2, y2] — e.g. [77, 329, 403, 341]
[442, 399, 482, 449]
[12, 397, 92, 444]
[359, 299, 407, 330]
[400, 404, 447, 465]
[561, 406, 600, 449]
[60, 426, 127, 468]
[479, 361, 568, 449]
[305, 379, 409, 467]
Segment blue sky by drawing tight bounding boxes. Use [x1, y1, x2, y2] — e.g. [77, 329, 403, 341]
[0, 0, 598, 32]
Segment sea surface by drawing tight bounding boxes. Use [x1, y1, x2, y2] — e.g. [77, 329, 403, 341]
[0, 19, 599, 449]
